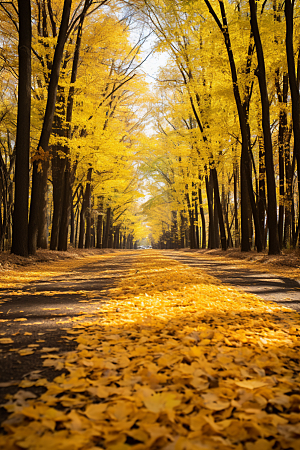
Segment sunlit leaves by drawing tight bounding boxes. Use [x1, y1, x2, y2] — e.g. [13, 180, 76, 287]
[1, 251, 300, 449]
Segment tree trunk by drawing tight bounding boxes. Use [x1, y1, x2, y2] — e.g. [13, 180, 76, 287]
[257, 133, 266, 248]
[57, 160, 72, 250]
[249, 0, 280, 254]
[285, 0, 300, 247]
[233, 165, 239, 248]
[70, 196, 75, 245]
[198, 187, 206, 248]
[11, 0, 31, 257]
[78, 168, 92, 248]
[211, 168, 227, 250]
[186, 192, 195, 249]
[194, 201, 200, 249]
[276, 73, 289, 249]
[96, 215, 103, 248]
[37, 173, 49, 249]
[205, 174, 215, 249]
[284, 145, 293, 247]
[78, 200, 85, 249]
[180, 213, 186, 248]
[50, 154, 65, 250]
[84, 169, 92, 249]
[28, 0, 72, 255]
[103, 207, 111, 248]
[171, 211, 179, 249]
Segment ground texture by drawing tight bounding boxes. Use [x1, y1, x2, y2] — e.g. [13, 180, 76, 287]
[0, 249, 300, 450]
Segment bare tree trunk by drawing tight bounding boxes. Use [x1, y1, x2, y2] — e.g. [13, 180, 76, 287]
[233, 164, 239, 248]
[194, 201, 200, 249]
[11, 0, 31, 257]
[84, 169, 92, 249]
[206, 174, 215, 249]
[249, 0, 280, 254]
[28, 0, 72, 255]
[285, 0, 300, 247]
[211, 168, 226, 250]
[186, 192, 195, 249]
[78, 167, 92, 249]
[37, 173, 49, 249]
[103, 207, 111, 248]
[198, 187, 206, 248]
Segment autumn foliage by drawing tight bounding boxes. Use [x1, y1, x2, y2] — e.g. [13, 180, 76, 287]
[1, 251, 300, 449]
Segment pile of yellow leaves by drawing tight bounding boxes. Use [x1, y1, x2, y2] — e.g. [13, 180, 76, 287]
[1, 252, 300, 450]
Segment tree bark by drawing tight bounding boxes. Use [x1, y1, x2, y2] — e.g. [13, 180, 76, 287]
[78, 167, 92, 248]
[57, 160, 74, 250]
[84, 168, 92, 249]
[205, 174, 215, 249]
[275, 72, 289, 249]
[103, 207, 111, 248]
[11, 0, 31, 257]
[185, 191, 195, 249]
[249, 0, 280, 254]
[233, 164, 239, 248]
[211, 167, 227, 250]
[198, 187, 206, 248]
[57, 3, 89, 248]
[28, 0, 72, 255]
[96, 215, 103, 248]
[285, 0, 300, 247]
[194, 201, 200, 249]
[37, 174, 49, 248]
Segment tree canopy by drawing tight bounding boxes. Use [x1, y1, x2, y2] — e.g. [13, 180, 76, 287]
[1, 0, 300, 254]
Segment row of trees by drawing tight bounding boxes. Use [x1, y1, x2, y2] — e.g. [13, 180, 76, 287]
[135, 0, 300, 255]
[2, 0, 300, 255]
[0, 0, 149, 255]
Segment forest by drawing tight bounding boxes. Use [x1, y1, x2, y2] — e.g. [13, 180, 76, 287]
[1, 0, 300, 256]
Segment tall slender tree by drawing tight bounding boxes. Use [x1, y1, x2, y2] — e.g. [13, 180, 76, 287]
[28, 0, 72, 255]
[11, 0, 31, 257]
[249, 0, 280, 254]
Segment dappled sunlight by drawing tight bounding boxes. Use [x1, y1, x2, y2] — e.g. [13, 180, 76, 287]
[1, 251, 300, 450]
[0, 253, 123, 290]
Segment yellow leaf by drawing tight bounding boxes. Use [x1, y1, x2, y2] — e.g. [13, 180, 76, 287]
[18, 349, 34, 356]
[84, 403, 107, 420]
[0, 337, 13, 344]
[234, 380, 269, 390]
[201, 392, 231, 411]
[143, 392, 181, 413]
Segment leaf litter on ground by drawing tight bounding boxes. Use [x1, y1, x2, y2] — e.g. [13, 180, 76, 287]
[1, 251, 300, 450]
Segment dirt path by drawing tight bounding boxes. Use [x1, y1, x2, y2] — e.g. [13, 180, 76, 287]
[163, 250, 300, 311]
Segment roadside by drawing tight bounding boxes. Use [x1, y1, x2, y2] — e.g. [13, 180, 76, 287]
[164, 250, 300, 311]
[178, 248, 300, 280]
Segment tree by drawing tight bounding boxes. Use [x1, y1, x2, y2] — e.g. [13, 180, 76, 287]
[249, 0, 280, 254]
[10, 1, 31, 256]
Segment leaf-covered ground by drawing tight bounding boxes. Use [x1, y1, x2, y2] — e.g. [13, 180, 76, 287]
[1, 251, 300, 450]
